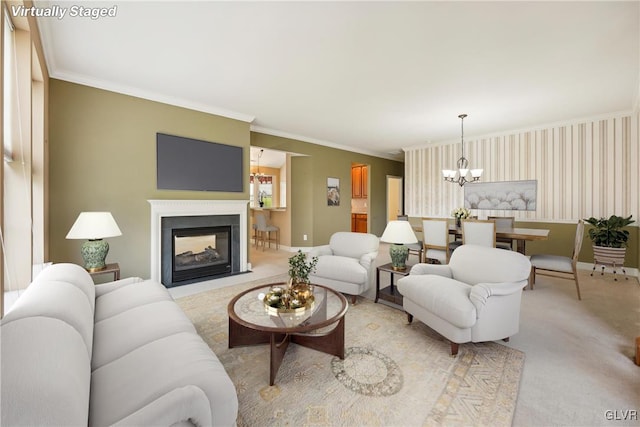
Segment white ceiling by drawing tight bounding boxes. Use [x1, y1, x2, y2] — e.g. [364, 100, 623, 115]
[36, 1, 639, 160]
[250, 146, 287, 169]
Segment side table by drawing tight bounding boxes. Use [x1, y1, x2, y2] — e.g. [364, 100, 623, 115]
[375, 262, 410, 305]
[88, 263, 120, 282]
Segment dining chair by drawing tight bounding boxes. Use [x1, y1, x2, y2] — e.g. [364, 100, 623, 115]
[461, 219, 496, 247]
[489, 216, 515, 250]
[421, 218, 450, 264]
[398, 215, 423, 262]
[529, 220, 584, 300]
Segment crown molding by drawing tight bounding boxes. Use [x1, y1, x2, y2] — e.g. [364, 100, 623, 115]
[49, 69, 256, 123]
[250, 125, 403, 162]
[403, 109, 636, 152]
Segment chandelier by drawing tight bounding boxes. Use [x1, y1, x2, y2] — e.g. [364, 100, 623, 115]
[442, 114, 483, 186]
[251, 148, 267, 183]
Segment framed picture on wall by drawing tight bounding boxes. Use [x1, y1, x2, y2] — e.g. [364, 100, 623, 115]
[327, 177, 340, 206]
[464, 180, 537, 211]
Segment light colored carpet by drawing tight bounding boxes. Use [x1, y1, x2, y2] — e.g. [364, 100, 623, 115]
[177, 274, 525, 427]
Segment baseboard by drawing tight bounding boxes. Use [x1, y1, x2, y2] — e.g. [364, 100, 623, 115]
[577, 261, 639, 278]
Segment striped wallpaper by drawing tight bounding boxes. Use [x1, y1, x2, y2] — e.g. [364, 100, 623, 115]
[405, 112, 639, 223]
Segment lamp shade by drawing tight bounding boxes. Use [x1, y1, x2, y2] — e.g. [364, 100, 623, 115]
[66, 212, 122, 240]
[380, 220, 418, 245]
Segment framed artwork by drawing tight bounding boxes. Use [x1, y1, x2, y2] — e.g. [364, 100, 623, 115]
[327, 177, 340, 206]
[464, 180, 537, 211]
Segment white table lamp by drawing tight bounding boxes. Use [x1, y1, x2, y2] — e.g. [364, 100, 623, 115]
[380, 220, 418, 271]
[66, 212, 122, 272]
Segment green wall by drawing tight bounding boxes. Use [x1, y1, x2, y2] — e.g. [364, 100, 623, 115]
[49, 80, 404, 278]
[251, 132, 405, 246]
[518, 221, 638, 268]
[49, 80, 251, 279]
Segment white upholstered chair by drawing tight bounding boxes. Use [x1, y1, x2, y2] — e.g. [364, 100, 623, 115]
[308, 232, 379, 303]
[397, 245, 531, 356]
[462, 219, 496, 247]
[488, 216, 515, 250]
[422, 218, 450, 264]
[529, 220, 584, 300]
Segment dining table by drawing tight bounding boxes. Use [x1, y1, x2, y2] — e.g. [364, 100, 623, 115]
[454, 225, 549, 254]
[412, 224, 550, 255]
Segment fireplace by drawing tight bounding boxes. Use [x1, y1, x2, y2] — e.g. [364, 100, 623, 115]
[149, 200, 249, 287]
[172, 226, 231, 282]
[161, 214, 241, 287]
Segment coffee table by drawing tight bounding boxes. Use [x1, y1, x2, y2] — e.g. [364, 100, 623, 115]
[228, 283, 348, 385]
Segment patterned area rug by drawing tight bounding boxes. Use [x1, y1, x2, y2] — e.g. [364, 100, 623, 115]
[176, 275, 525, 426]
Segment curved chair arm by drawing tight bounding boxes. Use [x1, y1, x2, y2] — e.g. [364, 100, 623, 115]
[409, 263, 453, 279]
[469, 280, 528, 316]
[309, 245, 332, 258]
[359, 251, 379, 271]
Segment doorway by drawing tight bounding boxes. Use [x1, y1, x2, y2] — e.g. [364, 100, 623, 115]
[386, 176, 403, 222]
[351, 163, 369, 233]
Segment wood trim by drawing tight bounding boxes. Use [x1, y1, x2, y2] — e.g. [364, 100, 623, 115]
[1, 2, 5, 318]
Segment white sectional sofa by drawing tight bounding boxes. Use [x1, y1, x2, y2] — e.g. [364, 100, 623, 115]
[1, 263, 238, 426]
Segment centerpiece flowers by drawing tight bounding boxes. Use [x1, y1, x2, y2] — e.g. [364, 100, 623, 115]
[263, 250, 318, 313]
[452, 207, 471, 227]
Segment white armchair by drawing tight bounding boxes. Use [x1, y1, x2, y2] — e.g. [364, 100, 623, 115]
[397, 244, 531, 355]
[309, 232, 379, 303]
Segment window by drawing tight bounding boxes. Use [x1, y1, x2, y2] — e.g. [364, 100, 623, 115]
[3, 7, 14, 162]
[1, 4, 48, 316]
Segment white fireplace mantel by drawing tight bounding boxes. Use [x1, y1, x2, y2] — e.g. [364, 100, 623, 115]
[148, 199, 249, 283]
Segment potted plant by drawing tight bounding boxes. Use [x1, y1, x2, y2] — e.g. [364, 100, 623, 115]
[288, 250, 318, 286]
[263, 251, 319, 312]
[584, 214, 635, 268]
[452, 207, 471, 228]
[288, 250, 318, 300]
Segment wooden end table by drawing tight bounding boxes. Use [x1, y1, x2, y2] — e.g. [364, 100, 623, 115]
[228, 283, 348, 386]
[88, 262, 120, 282]
[375, 262, 410, 305]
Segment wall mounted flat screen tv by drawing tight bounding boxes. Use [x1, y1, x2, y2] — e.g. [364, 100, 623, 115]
[157, 133, 243, 192]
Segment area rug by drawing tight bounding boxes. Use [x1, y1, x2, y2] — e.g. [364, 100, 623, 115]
[176, 275, 525, 427]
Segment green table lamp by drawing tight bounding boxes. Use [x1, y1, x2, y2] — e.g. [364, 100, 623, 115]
[380, 220, 418, 271]
[66, 212, 122, 272]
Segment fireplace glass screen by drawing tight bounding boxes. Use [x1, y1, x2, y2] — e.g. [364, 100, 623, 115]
[171, 226, 231, 282]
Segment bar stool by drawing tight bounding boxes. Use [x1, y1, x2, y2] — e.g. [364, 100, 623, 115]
[255, 213, 280, 251]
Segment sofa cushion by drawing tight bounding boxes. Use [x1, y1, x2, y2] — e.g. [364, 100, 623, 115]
[3, 280, 95, 358]
[32, 263, 96, 311]
[94, 280, 173, 322]
[397, 275, 477, 329]
[92, 300, 197, 370]
[1, 317, 91, 427]
[90, 332, 238, 427]
[312, 255, 367, 285]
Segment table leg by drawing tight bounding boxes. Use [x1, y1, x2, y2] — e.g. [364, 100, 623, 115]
[291, 317, 345, 359]
[516, 239, 526, 254]
[389, 273, 395, 294]
[270, 333, 290, 386]
[375, 268, 380, 303]
[228, 317, 271, 348]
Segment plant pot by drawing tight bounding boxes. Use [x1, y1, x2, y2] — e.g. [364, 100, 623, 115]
[592, 245, 627, 266]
